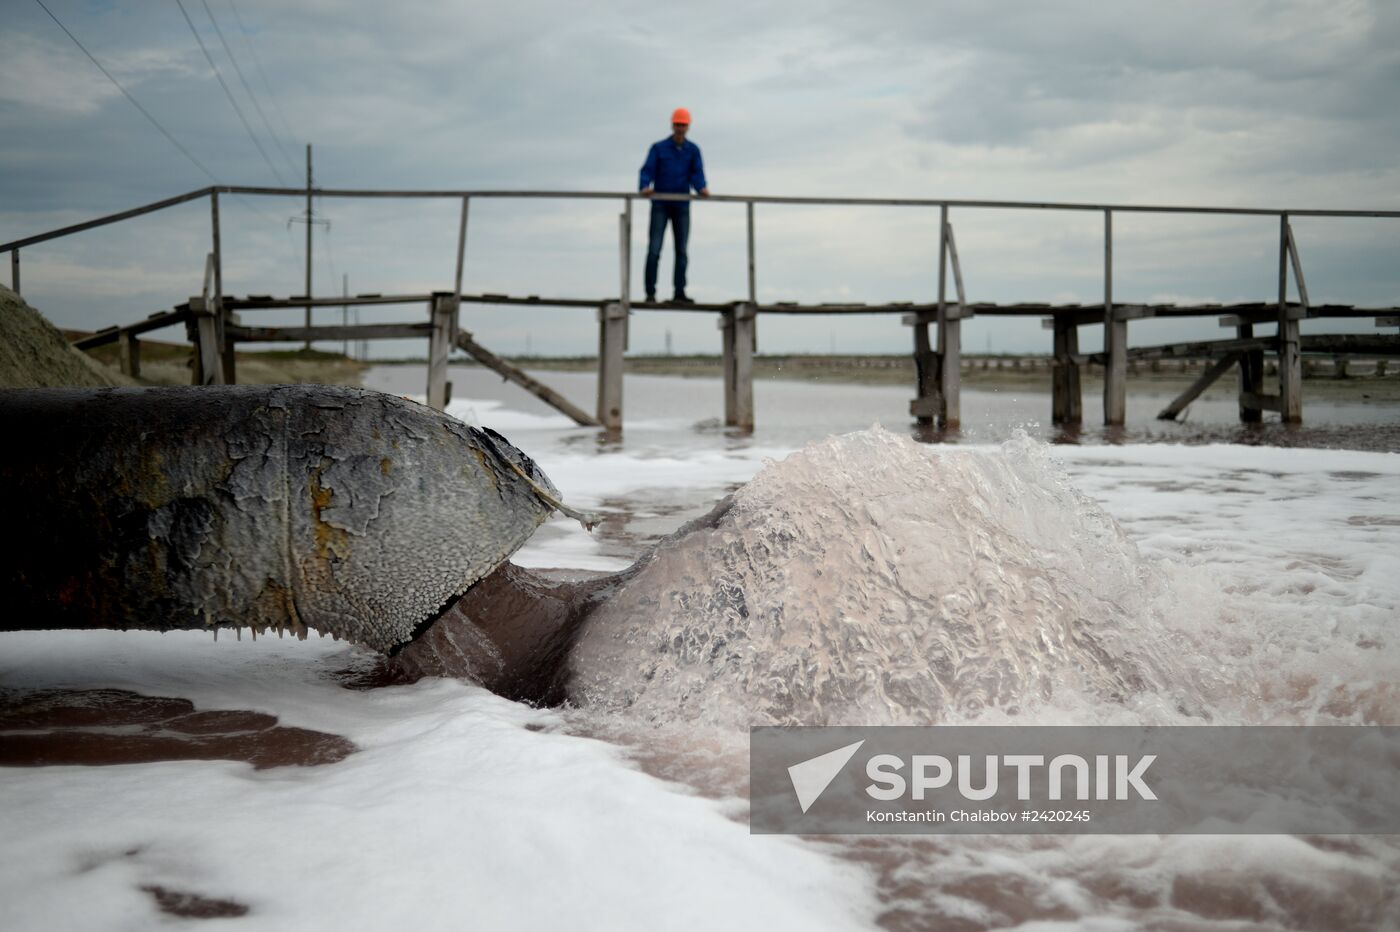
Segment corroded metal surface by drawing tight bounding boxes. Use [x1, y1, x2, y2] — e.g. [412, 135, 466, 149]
[0, 385, 559, 651]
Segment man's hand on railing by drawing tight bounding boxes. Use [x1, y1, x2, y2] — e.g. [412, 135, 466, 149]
[640, 188, 653, 197]
[699, 188, 710, 197]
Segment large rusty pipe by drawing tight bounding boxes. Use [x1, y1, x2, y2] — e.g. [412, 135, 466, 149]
[1, 386, 564, 652]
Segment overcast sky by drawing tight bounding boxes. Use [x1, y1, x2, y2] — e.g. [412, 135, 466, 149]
[2, 0, 1397, 357]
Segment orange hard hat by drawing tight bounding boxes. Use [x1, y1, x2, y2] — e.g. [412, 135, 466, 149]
[671, 107, 691, 125]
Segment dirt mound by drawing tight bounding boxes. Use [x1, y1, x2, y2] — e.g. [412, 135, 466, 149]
[0, 285, 137, 388]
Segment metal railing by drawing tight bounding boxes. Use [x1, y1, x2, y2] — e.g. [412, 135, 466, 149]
[7, 183, 1399, 257]
[6, 184, 1397, 429]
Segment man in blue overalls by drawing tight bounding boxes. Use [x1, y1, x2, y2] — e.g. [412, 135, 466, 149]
[639, 107, 709, 304]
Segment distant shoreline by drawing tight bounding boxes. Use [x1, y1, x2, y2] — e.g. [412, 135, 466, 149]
[373, 353, 1400, 404]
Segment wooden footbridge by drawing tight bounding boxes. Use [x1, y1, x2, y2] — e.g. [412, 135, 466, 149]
[5, 185, 1398, 431]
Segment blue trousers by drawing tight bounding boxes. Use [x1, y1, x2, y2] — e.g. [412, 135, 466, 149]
[644, 201, 690, 297]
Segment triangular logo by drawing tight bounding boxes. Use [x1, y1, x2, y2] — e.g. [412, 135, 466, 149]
[787, 740, 865, 814]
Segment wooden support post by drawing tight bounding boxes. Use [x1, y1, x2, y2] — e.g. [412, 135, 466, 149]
[1277, 215, 1302, 422]
[1103, 209, 1127, 425]
[1237, 322, 1264, 422]
[190, 252, 224, 386]
[910, 317, 940, 423]
[597, 302, 626, 430]
[426, 292, 456, 410]
[189, 296, 223, 386]
[185, 308, 199, 385]
[1051, 317, 1082, 424]
[939, 211, 963, 428]
[721, 309, 736, 425]
[720, 202, 761, 430]
[118, 331, 141, 379]
[911, 206, 946, 425]
[341, 273, 349, 357]
[722, 302, 755, 430]
[1157, 352, 1243, 421]
[9, 248, 17, 295]
[455, 330, 599, 427]
[210, 190, 234, 384]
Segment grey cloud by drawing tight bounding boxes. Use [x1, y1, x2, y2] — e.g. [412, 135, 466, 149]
[1, 0, 1395, 357]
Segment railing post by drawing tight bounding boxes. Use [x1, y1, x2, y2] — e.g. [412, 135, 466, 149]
[620, 199, 632, 350]
[1103, 209, 1126, 425]
[304, 144, 313, 350]
[746, 200, 758, 356]
[597, 301, 626, 430]
[938, 208, 961, 428]
[909, 206, 943, 425]
[427, 292, 456, 410]
[449, 195, 469, 393]
[9, 248, 18, 295]
[593, 202, 632, 432]
[746, 202, 757, 303]
[454, 196, 469, 307]
[1277, 214, 1302, 422]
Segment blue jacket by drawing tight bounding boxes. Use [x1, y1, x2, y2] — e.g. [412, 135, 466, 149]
[639, 137, 707, 195]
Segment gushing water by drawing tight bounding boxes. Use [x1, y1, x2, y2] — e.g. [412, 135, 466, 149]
[561, 427, 1400, 929]
[569, 427, 1193, 725]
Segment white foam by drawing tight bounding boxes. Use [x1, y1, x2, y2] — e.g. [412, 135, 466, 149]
[5, 388, 1398, 929]
[0, 631, 877, 931]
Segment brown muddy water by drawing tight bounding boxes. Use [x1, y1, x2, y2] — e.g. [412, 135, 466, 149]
[0, 687, 355, 770]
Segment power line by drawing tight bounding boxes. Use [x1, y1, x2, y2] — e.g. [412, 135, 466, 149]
[200, 0, 299, 179]
[174, 0, 289, 187]
[225, 0, 302, 164]
[33, 0, 219, 185]
[32, 0, 280, 226]
[29, 0, 301, 244]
